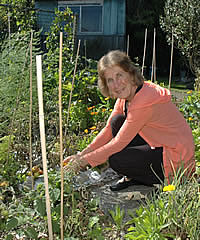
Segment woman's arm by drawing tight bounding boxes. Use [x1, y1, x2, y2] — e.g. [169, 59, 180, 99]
[63, 99, 123, 173]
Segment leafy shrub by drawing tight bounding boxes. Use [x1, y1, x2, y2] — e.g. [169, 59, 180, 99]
[0, 170, 105, 239]
[125, 177, 200, 240]
[179, 90, 200, 129]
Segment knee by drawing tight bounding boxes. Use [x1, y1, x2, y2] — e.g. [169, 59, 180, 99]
[109, 153, 121, 172]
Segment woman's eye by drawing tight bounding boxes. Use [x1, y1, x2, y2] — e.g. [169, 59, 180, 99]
[117, 73, 123, 78]
[107, 78, 113, 84]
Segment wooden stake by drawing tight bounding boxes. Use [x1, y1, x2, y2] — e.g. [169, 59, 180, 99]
[126, 34, 129, 56]
[84, 39, 87, 67]
[151, 28, 156, 82]
[66, 40, 81, 127]
[142, 28, 147, 76]
[36, 55, 53, 240]
[71, 14, 77, 61]
[153, 35, 157, 82]
[29, 30, 34, 190]
[168, 30, 174, 90]
[59, 32, 64, 240]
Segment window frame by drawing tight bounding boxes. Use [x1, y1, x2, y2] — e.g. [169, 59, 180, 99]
[58, 1, 104, 34]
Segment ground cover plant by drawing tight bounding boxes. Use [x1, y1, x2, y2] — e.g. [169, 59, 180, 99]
[0, 6, 200, 240]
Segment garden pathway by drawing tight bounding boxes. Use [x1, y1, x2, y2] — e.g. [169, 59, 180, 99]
[73, 168, 156, 223]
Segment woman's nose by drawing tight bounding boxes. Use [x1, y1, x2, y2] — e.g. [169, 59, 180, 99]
[112, 78, 120, 88]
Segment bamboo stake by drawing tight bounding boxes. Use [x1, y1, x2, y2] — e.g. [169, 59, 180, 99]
[142, 28, 147, 76]
[168, 30, 174, 90]
[151, 28, 156, 82]
[36, 55, 53, 240]
[66, 39, 81, 127]
[153, 34, 156, 82]
[84, 39, 87, 67]
[58, 32, 64, 240]
[126, 34, 129, 56]
[29, 30, 34, 190]
[71, 14, 77, 61]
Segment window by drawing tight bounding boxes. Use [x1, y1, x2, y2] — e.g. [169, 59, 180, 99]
[58, 1, 103, 33]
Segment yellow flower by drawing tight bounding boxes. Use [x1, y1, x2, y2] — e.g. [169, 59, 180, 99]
[188, 117, 193, 121]
[84, 129, 89, 134]
[93, 131, 99, 134]
[90, 126, 96, 130]
[102, 108, 106, 112]
[187, 90, 192, 94]
[78, 100, 82, 103]
[109, 109, 113, 112]
[105, 97, 110, 100]
[163, 185, 175, 192]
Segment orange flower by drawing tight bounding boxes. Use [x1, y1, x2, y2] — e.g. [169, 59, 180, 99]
[102, 108, 106, 112]
[90, 126, 97, 130]
[90, 111, 98, 115]
[188, 117, 193, 121]
[63, 162, 68, 167]
[87, 106, 95, 111]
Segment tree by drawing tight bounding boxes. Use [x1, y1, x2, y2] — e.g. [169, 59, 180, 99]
[0, 0, 35, 40]
[126, 0, 173, 78]
[160, 0, 200, 90]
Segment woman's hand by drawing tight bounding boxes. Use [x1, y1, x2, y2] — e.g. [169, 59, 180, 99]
[63, 154, 87, 174]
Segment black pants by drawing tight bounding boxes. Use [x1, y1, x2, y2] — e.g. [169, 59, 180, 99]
[108, 114, 164, 185]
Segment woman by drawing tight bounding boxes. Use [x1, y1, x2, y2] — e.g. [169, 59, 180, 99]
[64, 50, 195, 191]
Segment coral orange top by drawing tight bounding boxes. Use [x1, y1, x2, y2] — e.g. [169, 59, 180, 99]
[83, 81, 196, 181]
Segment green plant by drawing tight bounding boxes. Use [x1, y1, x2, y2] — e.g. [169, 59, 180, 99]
[160, 0, 200, 90]
[192, 127, 200, 174]
[125, 176, 200, 240]
[109, 205, 125, 231]
[179, 90, 200, 129]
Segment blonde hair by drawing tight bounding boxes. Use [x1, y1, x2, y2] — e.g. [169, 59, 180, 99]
[97, 50, 144, 97]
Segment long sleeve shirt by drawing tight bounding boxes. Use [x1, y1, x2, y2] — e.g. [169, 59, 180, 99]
[83, 81, 196, 180]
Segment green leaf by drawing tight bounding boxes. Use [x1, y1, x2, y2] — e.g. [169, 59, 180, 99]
[24, 226, 38, 239]
[50, 188, 60, 202]
[52, 219, 60, 233]
[6, 218, 18, 231]
[35, 198, 46, 216]
[89, 216, 99, 228]
[5, 235, 13, 240]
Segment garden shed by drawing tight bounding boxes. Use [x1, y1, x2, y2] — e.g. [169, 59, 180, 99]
[35, 0, 126, 59]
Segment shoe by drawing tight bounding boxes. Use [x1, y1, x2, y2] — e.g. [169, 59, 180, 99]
[110, 177, 138, 191]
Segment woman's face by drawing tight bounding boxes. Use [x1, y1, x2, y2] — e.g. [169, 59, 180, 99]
[104, 65, 137, 101]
